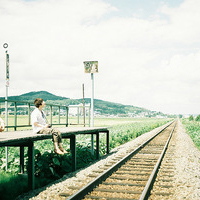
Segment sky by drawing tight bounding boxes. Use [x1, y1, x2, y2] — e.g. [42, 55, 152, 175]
[0, 0, 200, 115]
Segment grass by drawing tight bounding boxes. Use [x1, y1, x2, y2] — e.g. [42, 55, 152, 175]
[0, 170, 28, 200]
[181, 119, 200, 150]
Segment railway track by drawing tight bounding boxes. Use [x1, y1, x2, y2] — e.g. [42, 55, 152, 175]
[60, 120, 177, 200]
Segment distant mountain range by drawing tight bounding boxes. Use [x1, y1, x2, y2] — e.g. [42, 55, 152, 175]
[0, 91, 174, 117]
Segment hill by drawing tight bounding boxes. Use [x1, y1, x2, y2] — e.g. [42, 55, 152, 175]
[1, 91, 69, 102]
[1, 91, 168, 117]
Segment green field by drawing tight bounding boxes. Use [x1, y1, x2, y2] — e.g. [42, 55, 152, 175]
[182, 119, 200, 150]
[0, 117, 171, 200]
[0, 115, 169, 130]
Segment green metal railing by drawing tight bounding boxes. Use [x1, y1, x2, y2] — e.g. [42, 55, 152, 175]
[0, 99, 90, 131]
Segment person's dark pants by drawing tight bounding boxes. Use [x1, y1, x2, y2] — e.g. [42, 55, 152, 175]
[37, 127, 62, 143]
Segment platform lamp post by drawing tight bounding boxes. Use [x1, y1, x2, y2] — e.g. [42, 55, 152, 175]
[3, 43, 9, 171]
[83, 61, 98, 154]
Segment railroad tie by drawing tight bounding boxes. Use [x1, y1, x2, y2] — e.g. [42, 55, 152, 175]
[152, 192, 173, 196]
[109, 176, 148, 181]
[103, 182, 146, 187]
[94, 188, 142, 194]
[85, 196, 137, 200]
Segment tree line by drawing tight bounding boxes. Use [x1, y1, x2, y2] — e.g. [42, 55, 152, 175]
[189, 115, 200, 121]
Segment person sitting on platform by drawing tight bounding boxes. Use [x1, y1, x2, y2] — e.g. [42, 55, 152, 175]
[31, 98, 67, 155]
[0, 117, 5, 132]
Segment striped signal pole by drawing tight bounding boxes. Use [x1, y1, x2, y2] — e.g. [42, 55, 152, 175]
[4, 43, 9, 132]
[3, 43, 9, 171]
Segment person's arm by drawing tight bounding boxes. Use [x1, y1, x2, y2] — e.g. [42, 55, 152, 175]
[0, 118, 5, 132]
[33, 122, 49, 128]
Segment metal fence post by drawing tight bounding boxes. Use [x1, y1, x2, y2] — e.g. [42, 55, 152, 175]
[28, 103, 31, 126]
[77, 106, 80, 125]
[50, 105, 52, 125]
[88, 105, 91, 127]
[14, 102, 17, 131]
[58, 106, 60, 124]
[66, 107, 68, 127]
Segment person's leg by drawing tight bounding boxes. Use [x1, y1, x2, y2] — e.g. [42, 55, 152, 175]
[54, 142, 64, 155]
[51, 128, 67, 153]
[38, 128, 64, 155]
[59, 143, 67, 153]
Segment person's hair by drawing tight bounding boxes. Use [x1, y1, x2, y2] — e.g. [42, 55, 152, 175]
[34, 98, 44, 108]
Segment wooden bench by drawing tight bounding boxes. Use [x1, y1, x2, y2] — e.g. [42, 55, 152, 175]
[0, 127, 109, 190]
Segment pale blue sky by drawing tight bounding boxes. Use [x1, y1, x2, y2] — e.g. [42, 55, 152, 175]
[0, 0, 199, 114]
[104, 0, 184, 18]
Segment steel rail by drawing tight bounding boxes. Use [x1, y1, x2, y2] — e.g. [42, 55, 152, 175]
[66, 120, 174, 200]
[139, 120, 177, 200]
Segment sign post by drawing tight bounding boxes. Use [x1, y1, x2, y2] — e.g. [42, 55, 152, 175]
[3, 43, 9, 171]
[3, 43, 9, 131]
[83, 61, 98, 154]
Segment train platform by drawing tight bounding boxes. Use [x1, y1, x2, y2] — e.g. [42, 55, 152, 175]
[0, 127, 109, 190]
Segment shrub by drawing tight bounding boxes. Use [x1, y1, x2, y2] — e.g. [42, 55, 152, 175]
[189, 115, 194, 121]
[195, 114, 200, 121]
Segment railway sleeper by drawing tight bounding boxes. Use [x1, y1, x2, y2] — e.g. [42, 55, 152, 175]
[160, 170, 174, 173]
[138, 151, 162, 155]
[87, 191, 141, 200]
[131, 157, 158, 161]
[159, 165, 175, 168]
[103, 181, 146, 187]
[157, 174, 174, 177]
[98, 183, 144, 191]
[153, 184, 173, 188]
[127, 162, 156, 166]
[122, 165, 154, 169]
[85, 195, 137, 200]
[109, 176, 148, 181]
[115, 171, 150, 176]
[120, 167, 152, 172]
[151, 192, 173, 196]
[160, 163, 175, 167]
[155, 178, 173, 182]
[128, 161, 157, 165]
[94, 188, 142, 194]
[130, 159, 157, 163]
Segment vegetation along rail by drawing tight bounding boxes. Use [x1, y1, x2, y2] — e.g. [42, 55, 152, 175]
[58, 120, 177, 200]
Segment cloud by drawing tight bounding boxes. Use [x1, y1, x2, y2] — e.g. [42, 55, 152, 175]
[0, 0, 200, 114]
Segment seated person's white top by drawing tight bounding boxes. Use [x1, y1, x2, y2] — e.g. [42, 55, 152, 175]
[31, 108, 47, 133]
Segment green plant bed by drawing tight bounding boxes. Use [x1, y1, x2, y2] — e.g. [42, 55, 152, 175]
[0, 171, 28, 200]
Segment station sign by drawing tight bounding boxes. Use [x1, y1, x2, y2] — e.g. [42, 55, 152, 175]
[83, 61, 98, 73]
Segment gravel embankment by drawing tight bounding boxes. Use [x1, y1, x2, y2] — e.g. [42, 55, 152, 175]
[173, 120, 200, 200]
[17, 120, 200, 200]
